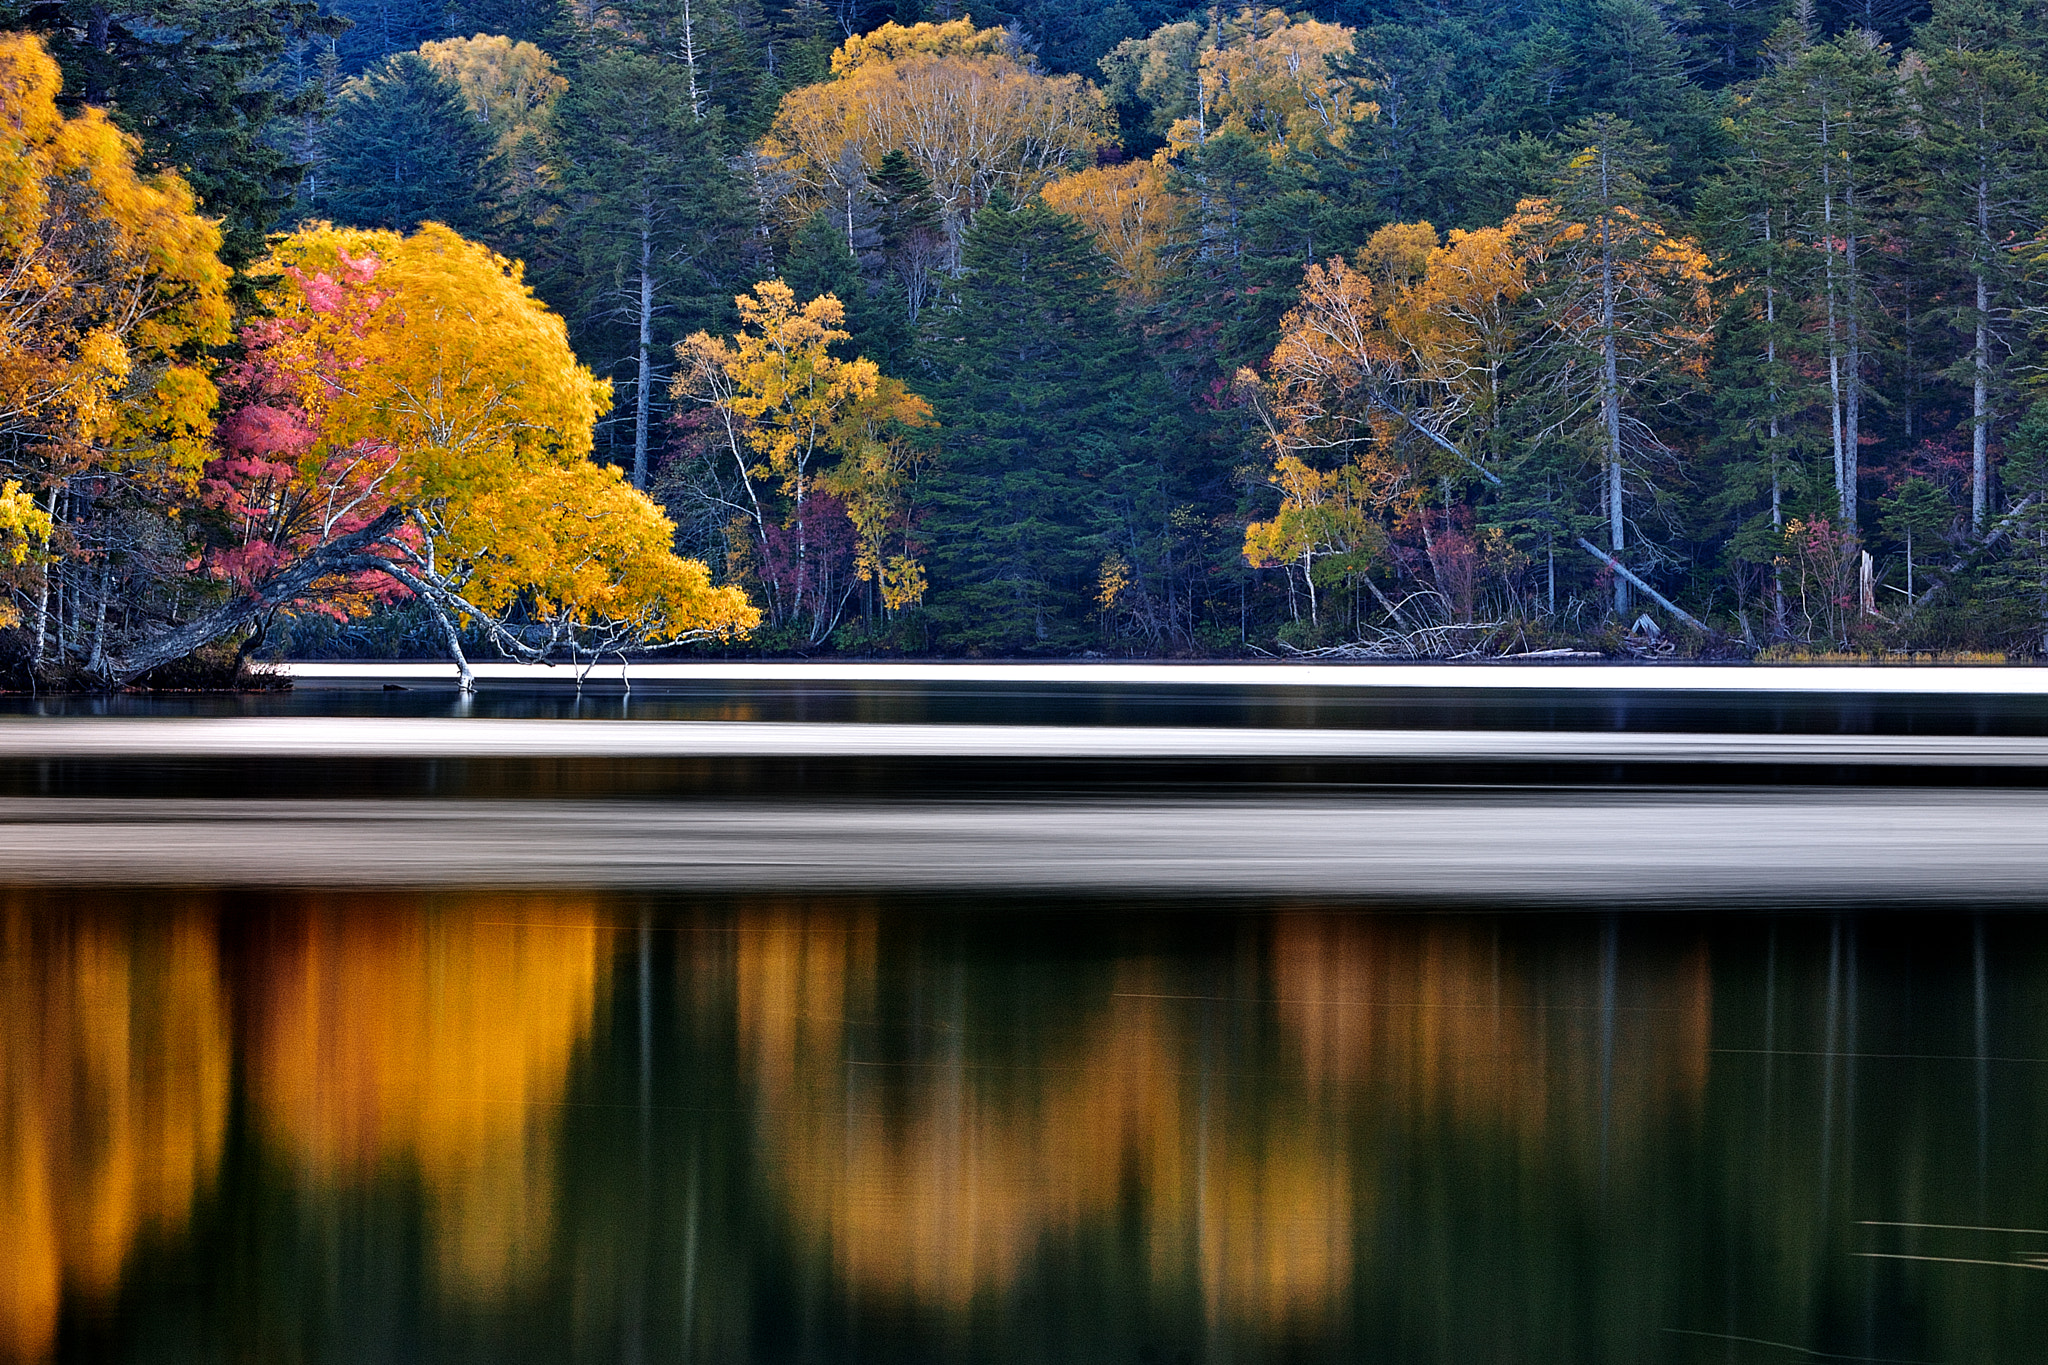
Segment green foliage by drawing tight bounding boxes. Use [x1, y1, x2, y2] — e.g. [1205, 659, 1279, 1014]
[542, 49, 759, 482]
[317, 51, 506, 239]
[920, 197, 1183, 652]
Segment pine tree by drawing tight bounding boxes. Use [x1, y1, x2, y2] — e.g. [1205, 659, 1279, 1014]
[1908, 0, 2048, 531]
[547, 50, 760, 489]
[329, 0, 451, 73]
[318, 52, 506, 239]
[920, 197, 1182, 651]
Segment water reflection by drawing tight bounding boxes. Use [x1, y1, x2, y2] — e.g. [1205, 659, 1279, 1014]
[0, 903, 228, 1361]
[245, 899, 607, 1302]
[2, 895, 2045, 1363]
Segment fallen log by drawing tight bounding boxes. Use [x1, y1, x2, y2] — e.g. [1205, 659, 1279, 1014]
[1576, 538, 1713, 636]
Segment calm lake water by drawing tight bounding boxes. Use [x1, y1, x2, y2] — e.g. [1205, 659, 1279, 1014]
[8, 896, 2047, 1364]
[4, 676, 2046, 1363]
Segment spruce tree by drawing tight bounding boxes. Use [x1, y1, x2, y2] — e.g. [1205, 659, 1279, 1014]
[781, 209, 901, 362]
[1908, 0, 2048, 531]
[921, 197, 1183, 652]
[546, 50, 759, 488]
[318, 52, 506, 239]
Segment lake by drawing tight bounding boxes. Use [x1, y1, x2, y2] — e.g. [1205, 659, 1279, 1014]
[3, 667, 2045, 1363]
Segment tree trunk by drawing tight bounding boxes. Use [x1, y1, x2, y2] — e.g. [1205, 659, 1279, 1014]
[1820, 109, 1847, 521]
[633, 221, 655, 491]
[1765, 211, 1787, 637]
[1842, 163, 1862, 536]
[102, 508, 406, 685]
[1971, 167, 1992, 534]
[1597, 164, 1627, 617]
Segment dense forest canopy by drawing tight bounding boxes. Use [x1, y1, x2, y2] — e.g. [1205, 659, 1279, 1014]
[2, 0, 2048, 672]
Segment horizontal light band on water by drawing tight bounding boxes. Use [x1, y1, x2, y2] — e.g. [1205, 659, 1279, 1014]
[0, 793, 2040, 900]
[276, 660, 2048, 695]
[0, 718, 2044, 763]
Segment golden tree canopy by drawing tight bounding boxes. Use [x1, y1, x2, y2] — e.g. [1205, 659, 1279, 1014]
[1243, 223, 1528, 606]
[184, 222, 755, 678]
[674, 282, 934, 626]
[0, 30, 230, 472]
[416, 33, 565, 154]
[759, 20, 1105, 250]
[1103, 7, 1375, 158]
[1039, 152, 1190, 302]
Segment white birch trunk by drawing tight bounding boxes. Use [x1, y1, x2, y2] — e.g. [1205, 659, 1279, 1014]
[633, 220, 655, 491]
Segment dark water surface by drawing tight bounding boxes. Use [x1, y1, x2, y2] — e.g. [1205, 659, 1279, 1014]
[8, 897, 2047, 1365]
[4, 677, 2047, 1363]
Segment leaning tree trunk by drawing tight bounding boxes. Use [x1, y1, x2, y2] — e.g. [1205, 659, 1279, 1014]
[101, 508, 406, 687]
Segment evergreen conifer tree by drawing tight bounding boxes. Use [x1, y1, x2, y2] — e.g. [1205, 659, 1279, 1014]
[11, 0, 338, 266]
[868, 149, 946, 326]
[330, 0, 451, 73]
[547, 50, 760, 488]
[1908, 0, 2048, 531]
[781, 209, 902, 362]
[921, 197, 1184, 651]
[319, 51, 506, 239]
[448, 0, 573, 51]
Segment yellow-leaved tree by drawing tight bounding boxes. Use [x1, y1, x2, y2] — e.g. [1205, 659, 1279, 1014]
[758, 20, 1105, 263]
[672, 281, 933, 645]
[1241, 222, 1525, 629]
[121, 222, 756, 688]
[0, 31, 231, 648]
[1102, 7, 1375, 159]
[1038, 153, 1191, 303]
[416, 34, 564, 201]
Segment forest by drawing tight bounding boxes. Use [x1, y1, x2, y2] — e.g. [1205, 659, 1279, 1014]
[3, 0, 2048, 675]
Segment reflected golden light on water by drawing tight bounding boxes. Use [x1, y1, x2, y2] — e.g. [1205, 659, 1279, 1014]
[1272, 915, 1713, 1156]
[0, 905, 230, 1362]
[246, 899, 606, 1302]
[733, 911, 1712, 1328]
[733, 911, 1356, 1326]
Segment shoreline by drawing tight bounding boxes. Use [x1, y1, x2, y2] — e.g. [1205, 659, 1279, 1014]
[273, 659, 2048, 695]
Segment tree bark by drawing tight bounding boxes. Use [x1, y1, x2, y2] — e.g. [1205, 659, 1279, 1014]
[633, 221, 656, 491]
[101, 508, 407, 686]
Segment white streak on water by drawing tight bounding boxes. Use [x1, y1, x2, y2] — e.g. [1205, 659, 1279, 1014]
[5, 791, 2045, 902]
[0, 718, 2043, 764]
[277, 660, 2048, 694]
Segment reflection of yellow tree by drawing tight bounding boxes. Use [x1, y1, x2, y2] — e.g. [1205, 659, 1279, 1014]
[1271, 915, 1712, 1158]
[732, 910, 1352, 1326]
[731, 909, 1713, 1332]
[247, 900, 605, 1303]
[0, 905, 229, 1362]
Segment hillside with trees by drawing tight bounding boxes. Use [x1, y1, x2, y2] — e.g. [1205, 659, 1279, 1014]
[4, 0, 2048, 673]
